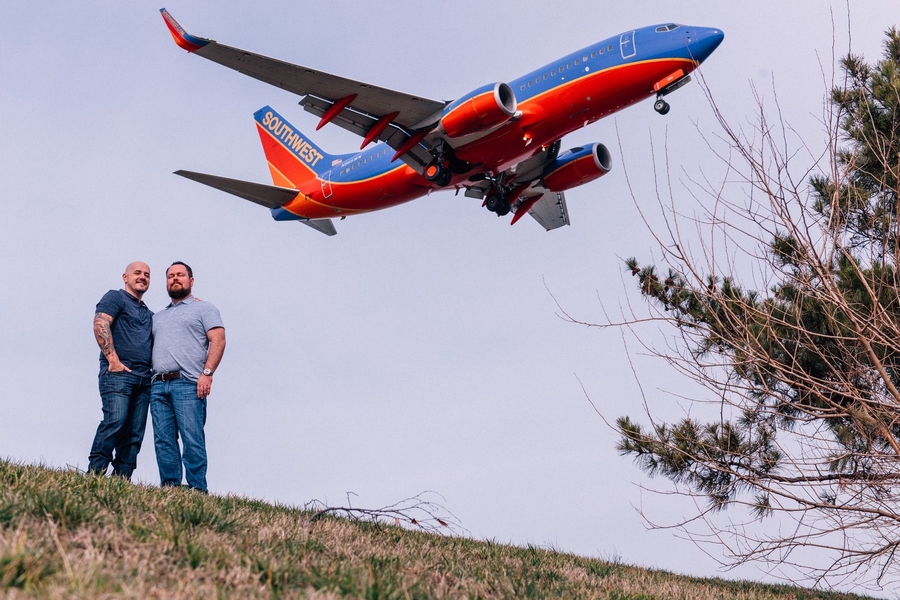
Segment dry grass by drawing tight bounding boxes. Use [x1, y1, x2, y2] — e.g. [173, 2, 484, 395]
[0, 460, 876, 599]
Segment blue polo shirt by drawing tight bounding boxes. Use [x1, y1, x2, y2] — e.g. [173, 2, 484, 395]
[96, 289, 153, 378]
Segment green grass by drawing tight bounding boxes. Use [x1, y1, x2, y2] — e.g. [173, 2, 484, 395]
[0, 459, 877, 598]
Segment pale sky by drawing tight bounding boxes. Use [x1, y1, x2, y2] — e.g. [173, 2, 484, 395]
[0, 0, 892, 593]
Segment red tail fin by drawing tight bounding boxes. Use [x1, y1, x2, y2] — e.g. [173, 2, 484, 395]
[254, 106, 338, 187]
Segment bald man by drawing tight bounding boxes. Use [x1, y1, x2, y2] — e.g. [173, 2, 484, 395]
[88, 262, 153, 480]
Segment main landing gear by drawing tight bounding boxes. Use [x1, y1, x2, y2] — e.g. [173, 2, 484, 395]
[424, 144, 470, 188]
[485, 191, 511, 216]
[654, 97, 671, 115]
[424, 160, 453, 187]
[480, 172, 512, 216]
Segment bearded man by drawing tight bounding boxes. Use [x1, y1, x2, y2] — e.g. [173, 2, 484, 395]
[150, 261, 226, 493]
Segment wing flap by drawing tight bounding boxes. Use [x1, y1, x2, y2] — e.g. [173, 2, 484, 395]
[526, 190, 570, 231]
[301, 94, 375, 138]
[174, 170, 299, 209]
[301, 95, 434, 170]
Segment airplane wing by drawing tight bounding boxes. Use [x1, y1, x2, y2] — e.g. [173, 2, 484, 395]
[523, 190, 570, 231]
[174, 170, 337, 236]
[161, 9, 445, 168]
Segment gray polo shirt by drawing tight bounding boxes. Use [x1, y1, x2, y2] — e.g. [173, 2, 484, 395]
[151, 295, 224, 382]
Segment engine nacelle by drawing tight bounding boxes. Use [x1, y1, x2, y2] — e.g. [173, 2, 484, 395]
[542, 143, 612, 192]
[439, 82, 517, 138]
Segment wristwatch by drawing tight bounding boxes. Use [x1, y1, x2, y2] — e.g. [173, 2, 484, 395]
[202, 368, 214, 376]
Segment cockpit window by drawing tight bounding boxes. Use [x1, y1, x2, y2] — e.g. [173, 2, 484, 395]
[655, 24, 681, 32]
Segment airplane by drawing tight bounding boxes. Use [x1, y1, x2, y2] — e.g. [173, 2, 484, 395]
[161, 9, 723, 236]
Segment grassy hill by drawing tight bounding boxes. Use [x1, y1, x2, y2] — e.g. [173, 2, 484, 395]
[0, 460, 876, 599]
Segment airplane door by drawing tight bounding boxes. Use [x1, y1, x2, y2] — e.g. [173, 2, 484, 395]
[321, 170, 333, 199]
[620, 30, 636, 59]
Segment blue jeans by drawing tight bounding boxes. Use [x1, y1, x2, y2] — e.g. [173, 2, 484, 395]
[150, 379, 208, 492]
[88, 371, 151, 479]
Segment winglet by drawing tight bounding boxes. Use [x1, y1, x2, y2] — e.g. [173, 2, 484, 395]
[160, 9, 211, 53]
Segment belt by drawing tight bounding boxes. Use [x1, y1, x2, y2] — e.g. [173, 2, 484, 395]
[155, 371, 182, 382]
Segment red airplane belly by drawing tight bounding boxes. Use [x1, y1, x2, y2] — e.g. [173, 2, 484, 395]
[569, 58, 697, 122]
[281, 164, 428, 219]
[454, 58, 697, 172]
[454, 123, 532, 172]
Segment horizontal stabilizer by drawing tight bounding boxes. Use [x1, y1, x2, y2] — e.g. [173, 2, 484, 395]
[174, 170, 298, 209]
[300, 219, 337, 236]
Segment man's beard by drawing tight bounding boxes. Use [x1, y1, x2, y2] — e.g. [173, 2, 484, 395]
[168, 285, 190, 300]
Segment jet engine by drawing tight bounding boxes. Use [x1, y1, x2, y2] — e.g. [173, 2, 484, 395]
[542, 143, 612, 192]
[439, 83, 517, 138]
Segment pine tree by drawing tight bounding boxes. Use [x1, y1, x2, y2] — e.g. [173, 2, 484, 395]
[616, 28, 900, 584]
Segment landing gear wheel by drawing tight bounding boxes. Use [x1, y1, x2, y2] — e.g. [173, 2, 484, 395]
[654, 98, 670, 115]
[424, 161, 449, 185]
[485, 193, 511, 216]
[485, 193, 504, 213]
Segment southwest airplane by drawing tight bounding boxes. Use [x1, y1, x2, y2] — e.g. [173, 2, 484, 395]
[161, 10, 723, 236]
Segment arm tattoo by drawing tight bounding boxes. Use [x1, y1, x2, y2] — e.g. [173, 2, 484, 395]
[93, 312, 118, 360]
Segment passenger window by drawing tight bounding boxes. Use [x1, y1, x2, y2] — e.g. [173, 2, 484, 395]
[575, 58, 580, 65]
[567, 62, 572, 68]
[528, 81, 532, 87]
[600, 47, 604, 54]
[543, 73, 548, 80]
[520, 84, 526, 91]
[608, 44, 613, 51]
[551, 69, 556, 76]
[591, 51, 597, 58]
[583, 55, 588, 61]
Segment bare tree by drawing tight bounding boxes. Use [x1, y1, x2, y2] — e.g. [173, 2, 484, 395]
[594, 28, 900, 587]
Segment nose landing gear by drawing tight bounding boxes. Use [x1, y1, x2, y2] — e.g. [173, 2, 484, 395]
[654, 97, 671, 115]
[652, 72, 691, 116]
